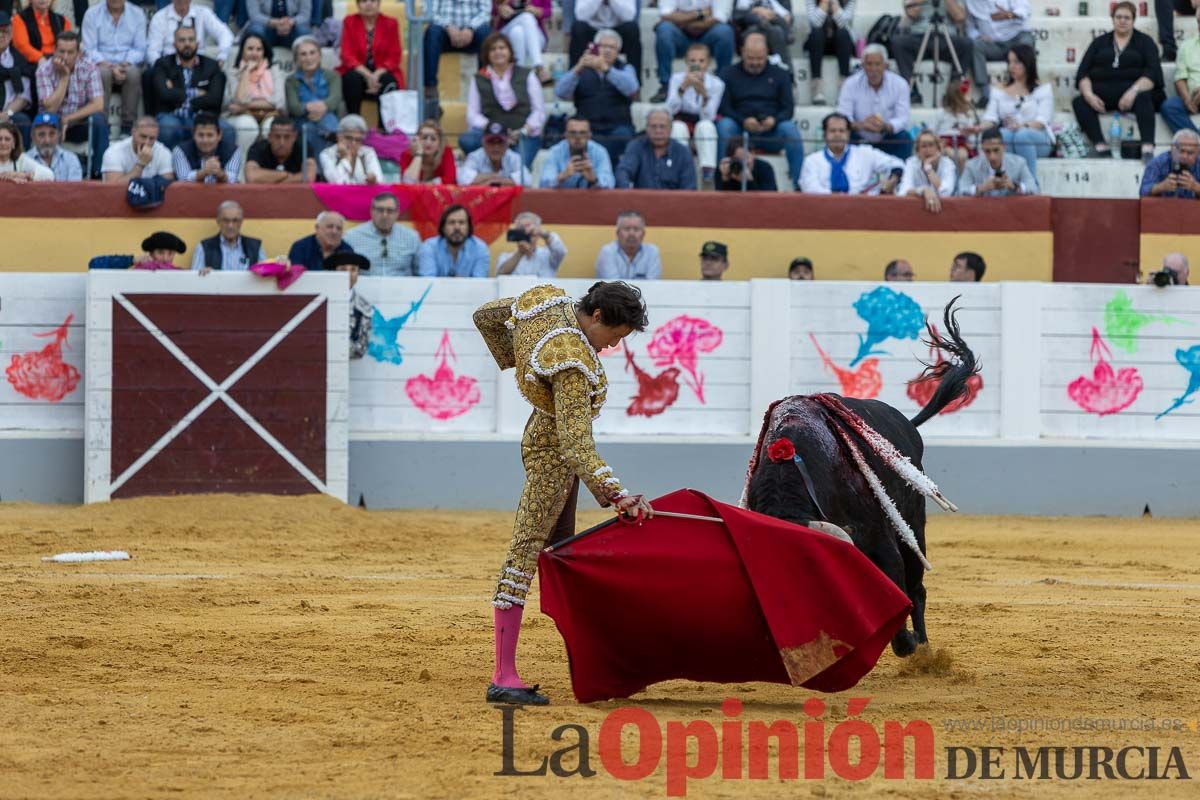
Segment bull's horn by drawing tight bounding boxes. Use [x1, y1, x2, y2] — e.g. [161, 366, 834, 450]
[806, 521, 854, 544]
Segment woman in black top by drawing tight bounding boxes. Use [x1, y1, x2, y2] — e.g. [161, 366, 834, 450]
[1071, 0, 1164, 160]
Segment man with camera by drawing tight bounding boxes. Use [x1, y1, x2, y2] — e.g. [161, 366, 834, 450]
[715, 32, 805, 189]
[667, 43, 724, 184]
[891, 0, 975, 104]
[716, 137, 777, 190]
[539, 115, 615, 188]
[495, 211, 567, 278]
[651, 0, 736, 103]
[1147, 253, 1191, 286]
[459, 122, 532, 186]
[554, 28, 638, 165]
[958, 126, 1037, 195]
[1141, 129, 1200, 199]
[799, 112, 904, 194]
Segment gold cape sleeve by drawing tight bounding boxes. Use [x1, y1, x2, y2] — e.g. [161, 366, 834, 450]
[473, 297, 517, 371]
[552, 369, 626, 506]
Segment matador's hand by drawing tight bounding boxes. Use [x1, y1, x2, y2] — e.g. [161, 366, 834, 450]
[615, 494, 655, 522]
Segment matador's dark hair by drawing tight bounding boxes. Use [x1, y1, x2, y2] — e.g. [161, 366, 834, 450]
[579, 281, 649, 331]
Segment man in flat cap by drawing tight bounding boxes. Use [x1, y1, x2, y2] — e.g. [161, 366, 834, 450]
[699, 240, 729, 280]
[138, 230, 187, 268]
[324, 251, 374, 360]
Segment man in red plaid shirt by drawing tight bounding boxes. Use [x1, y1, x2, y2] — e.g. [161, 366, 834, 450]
[35, 30, 107, 177]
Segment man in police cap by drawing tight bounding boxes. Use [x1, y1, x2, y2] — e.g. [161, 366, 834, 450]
[699, 240, 729, 280]
[324, 251, 374, 360]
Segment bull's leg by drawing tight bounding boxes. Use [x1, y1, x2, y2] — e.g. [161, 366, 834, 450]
[866, 536, 919, 657]
[909, 580, 928, 646]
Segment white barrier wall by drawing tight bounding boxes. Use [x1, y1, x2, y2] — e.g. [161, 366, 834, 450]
[4, 274, 1200, 445]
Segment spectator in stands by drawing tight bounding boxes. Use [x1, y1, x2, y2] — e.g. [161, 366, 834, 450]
[899, 129, 957, 212]
[345, 191, 421, 276]
[716, 137, 778, 190]
[417, 204, 491, 278]
[571, 0, 641, 83]
[959, 127, 1037, 194]
[288, 210, 355, 272]
[734, 0, 795, 73]
[36, 31, 106, 177]
[539, 114, 615, 188]
[699, 240, 729, 279]
[401, 119, 458, 184]
[245, 116, 316, 182]
[146, 0, 234, 66]
[595, 209, 663, 279]
[949, 251, 986, 281]
[327, 251, 374, 360]
[140, 231, 187, 266]
[1148, 252, 1190, 284]
[101, 115, 175, 183]
[892, 0, 975, 106]
[148, 25, 229, 149]
[982, 44, 1052, 176]
[0, 13, 33, 148]
[651, 0, 735, 103]
[319, 114, 382, 184]
[11, 0, 68, 68]
[788, 256, 814, 279]
[462, 32, 544, 167]
[716, 32, 804, 188]
[0, 118, 51, 180]
[495, 211, 567, 277]
[338, 0, 404, 116]
[191, 200, 265, 273]
[28, 112, 80, 180]
[804, 0, 854, 106]
[287, 36, 341, 156]
[422, 0, 491, 118]
[246, 0, 310, 50]
[935, 77, 983, 172]
[225, 33, 286, 156]
[460, 121, 531, 185]
[837, 44, 913, 158]
[1140, 128, 1200, 197]
[494, 0, 552, 84]
[884, 258, 915, 280]
[1154, 0, 1190, 64]
[173, 111, 240, 183]
[667, 42, 724, 184]
[799, 111, 903, 193]
[1073, 2, 1164, 162]
[964, 0, 1034, 109]
[1161, 8, 1200, 134]
[81, 0, 146, 137]
[555, 27, 638, 166]
[616, 107, 697, 189]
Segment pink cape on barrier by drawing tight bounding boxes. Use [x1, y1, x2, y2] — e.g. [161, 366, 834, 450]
[310, 184, 522, 244]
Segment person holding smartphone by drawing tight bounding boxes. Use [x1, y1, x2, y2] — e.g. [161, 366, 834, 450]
[666, 42, 724, 183]
[538, 115, 615, 188]
[495, 211, 567, 277]
[958, 126, 1038, 195]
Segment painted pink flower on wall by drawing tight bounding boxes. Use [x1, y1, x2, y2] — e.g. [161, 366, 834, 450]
[645, 315, 724, 403]
[7, 314, 81, 402]
[1067, 328, 1143, 416]
[405, 331, 481, 420]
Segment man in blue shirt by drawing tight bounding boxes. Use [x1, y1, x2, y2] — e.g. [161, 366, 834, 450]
[417, 204, 491, 278]
[615, 108, 697, 189]
[1141, 129, 1200, 199]
[539, 115, 615, 189]
[288, 211, 356, 272]
[28, 113, 82, 180]
[81, 0, 147, 135]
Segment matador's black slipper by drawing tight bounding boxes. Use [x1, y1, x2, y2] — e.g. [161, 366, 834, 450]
[486, 683, 550, 706]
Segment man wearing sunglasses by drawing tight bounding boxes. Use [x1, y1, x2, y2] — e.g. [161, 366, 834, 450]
[344, 191, 421, 276]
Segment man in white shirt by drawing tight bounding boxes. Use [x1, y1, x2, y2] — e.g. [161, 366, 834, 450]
[495, 211, 567, 278]
[836, 44, 913, 159]
[146, 0, 234, 65]
[594, 209, 663, 280]
[964, 0, 1033, 107]
[571, 0, 641, 83]
[81, 0, 147, 135]
[101, 115, 176, 183]
[651, 0, 736, 102]
[666, 42, 725, 182]
[459, 122, 532, 186]
[799, 112, 904, 194]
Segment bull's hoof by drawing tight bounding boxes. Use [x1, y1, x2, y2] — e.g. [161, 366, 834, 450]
[891, 630, 919, 657]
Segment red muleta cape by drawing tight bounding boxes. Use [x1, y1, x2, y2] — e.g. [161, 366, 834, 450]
[538, 489, 913, 703]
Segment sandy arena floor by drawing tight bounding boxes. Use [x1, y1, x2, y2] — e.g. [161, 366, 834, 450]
[1, 495, 1198, 799]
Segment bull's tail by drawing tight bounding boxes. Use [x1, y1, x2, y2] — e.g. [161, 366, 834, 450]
[909, 296, 980, 429]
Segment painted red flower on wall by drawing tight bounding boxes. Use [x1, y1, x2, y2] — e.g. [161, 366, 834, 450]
[809, 334, 881, 400]
[405, 331, 481, 420]
[7, 314, 81, 402]
[906, 324, 983, 414]
[1067, 328, 1143, 416]
[646, 315, 724, 403]
[623, 344, 680, 417]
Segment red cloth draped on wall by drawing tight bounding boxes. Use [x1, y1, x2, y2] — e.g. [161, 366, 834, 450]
[538, 489, 912, 703]
[310, 185, 521, 244]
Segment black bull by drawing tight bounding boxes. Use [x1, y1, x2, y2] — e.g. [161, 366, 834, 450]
[746, 299, 980, 657]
